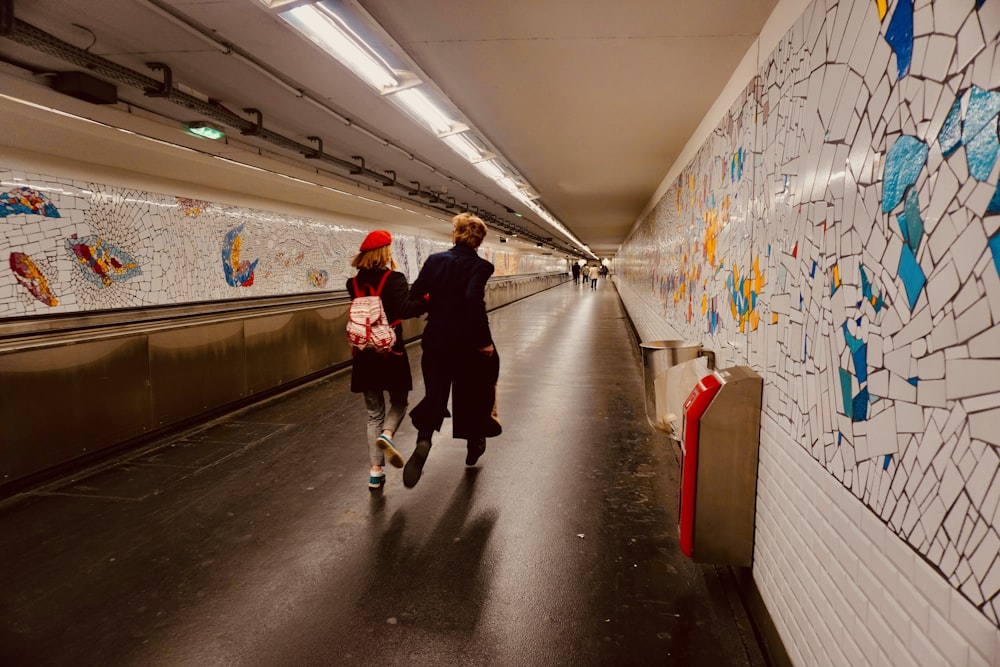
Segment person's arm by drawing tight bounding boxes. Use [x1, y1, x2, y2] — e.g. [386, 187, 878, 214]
[464, 260, 495, 351]
[382, 271, 428, 321]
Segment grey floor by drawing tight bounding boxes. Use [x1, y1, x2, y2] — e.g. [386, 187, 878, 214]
[0, 279, 767, 666]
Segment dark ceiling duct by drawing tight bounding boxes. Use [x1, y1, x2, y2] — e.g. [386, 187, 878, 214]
[51, 70, 117, 104]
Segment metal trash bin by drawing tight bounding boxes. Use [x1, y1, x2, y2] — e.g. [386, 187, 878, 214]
[640, 340, 715, 438]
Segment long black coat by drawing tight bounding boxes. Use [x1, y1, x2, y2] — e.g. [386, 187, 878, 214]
[410, 245, 494, 350]
[346, 268, 427, 393]
[408, 245, 501, 439]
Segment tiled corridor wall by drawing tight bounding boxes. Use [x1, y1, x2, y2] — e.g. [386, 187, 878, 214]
[0, 164, 564, 317]
[618, 0, 1000, 664]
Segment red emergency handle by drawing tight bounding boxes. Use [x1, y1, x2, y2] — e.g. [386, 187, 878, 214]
[679, 372, 722, 558]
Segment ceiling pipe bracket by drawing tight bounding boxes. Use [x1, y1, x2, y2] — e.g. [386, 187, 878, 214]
[144, 62, 172, 98]
[382, 170, 396, 187]
[304, 136, 323, 159]
[350, 156, 365, 175]
[241, 108, 263, 136]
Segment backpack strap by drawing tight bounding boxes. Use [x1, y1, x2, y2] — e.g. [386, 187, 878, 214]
[372, 270, 392, 296]
[373, 270, 402, 328]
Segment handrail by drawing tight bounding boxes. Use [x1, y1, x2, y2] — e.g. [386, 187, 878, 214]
[0, 271, 565, 352]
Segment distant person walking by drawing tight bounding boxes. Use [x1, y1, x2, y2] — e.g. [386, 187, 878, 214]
[404, 213, 502, 488]
[581, 264, 590, 286]
[347, 230, 429, 492]
[589, 264, 600, 289]
[571, 262, 581, 284]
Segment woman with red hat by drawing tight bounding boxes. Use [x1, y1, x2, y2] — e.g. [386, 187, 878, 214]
[347, 229, 428, 491]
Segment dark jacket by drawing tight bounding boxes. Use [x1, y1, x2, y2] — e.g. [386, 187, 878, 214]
[346, 268, 427, 393]
[410, 245, 494, 350]
[408, 245, 500, 439]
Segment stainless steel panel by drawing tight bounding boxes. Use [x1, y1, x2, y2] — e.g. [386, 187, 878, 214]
[640, 340, 715, 437]
[0, 337, 151, 482]
[149, 321, 245, 427]
[0, 273, 565, 492]
[692, 366, 763, 566]
[302, 304, 353, 373]
[245, 311, 312, 394]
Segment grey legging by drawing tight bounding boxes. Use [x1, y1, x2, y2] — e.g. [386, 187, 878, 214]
[364, 389, 408, 466]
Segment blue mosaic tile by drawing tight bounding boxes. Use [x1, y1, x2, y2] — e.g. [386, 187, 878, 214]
[938, 95, 964, 158]
[852, 387, 870, 422]
[990, 231, 1000, 277]
[962, 87, 1000, 181]
[897, 189, 924, 253]
[885, 0, 914, 80]
[882, 136, 928, 213]
[898, 243, 926, 311]
[840, 367, 854, 419]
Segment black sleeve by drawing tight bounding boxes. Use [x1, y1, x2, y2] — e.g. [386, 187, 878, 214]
[464, 259, 494, 348]
[381, 271, 428, 321]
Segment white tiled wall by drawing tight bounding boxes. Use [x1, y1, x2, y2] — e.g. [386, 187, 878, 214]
[0, 161, 564, 316]
[757, 414, 999, 667]
[616, 0, 1000, 663]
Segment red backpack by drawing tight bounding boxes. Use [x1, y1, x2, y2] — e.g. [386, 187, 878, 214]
[346, 271, 399, 353]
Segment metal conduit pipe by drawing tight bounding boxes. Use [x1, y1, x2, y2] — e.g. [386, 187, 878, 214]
[134, 0, 231, 54]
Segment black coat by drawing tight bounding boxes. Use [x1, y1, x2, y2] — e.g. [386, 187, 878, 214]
[410, 245, 494, 350]
[346, 268, 427, 393]
[408, 245, 501, 439]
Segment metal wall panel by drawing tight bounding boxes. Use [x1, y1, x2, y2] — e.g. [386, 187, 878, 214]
[0, 336, 151, 482]
[245, 311, 312, 395]
[149, 321, 246, 428]
[0, 274, 568, 493]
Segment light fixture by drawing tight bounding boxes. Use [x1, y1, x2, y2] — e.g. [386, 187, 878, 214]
[186, 121, 226, 140]
[283, 4, 398, 91]
[393, 88, 454, 134]
[442, 133, 484, 162]
[474, 160, 506, 181]
[263, 0, 599, 259]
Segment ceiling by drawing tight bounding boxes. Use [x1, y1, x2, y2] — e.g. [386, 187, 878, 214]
[0, 0, 778, 258]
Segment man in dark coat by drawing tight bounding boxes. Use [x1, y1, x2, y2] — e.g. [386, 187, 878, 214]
[404, 213, 502, 488]
[571, 262, 581, 284]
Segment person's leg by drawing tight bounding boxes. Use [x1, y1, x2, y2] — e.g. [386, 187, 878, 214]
[406, 344, 452, 487]
[375, 389, 407, 468]
[466, 438, 486, 465]
[409, 343, 452, 436]
[363, 391, 387, 489]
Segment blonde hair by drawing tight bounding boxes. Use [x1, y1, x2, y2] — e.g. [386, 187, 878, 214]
[351, 245, 396, 270]
[452, 212, 488, 248]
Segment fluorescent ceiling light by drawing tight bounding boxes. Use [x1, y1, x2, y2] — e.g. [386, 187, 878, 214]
[392, 88, 452, 134]
[512, 189, 539, 205]
[441, 133, 483, 162]
[496, 177, 520, 192]
[283, 5, 397, 91]
[473, 160, 506, 181]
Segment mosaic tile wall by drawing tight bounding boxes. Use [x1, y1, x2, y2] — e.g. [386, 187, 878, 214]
[618, 0, 1000, 626]
[0, 169, 566, 317]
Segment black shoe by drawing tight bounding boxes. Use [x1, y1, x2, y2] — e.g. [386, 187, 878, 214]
[404, 439, 432, 488]
[465, 438, 486, 466]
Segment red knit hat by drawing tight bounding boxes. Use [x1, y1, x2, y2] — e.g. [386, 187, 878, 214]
[360, 229, 392, 252]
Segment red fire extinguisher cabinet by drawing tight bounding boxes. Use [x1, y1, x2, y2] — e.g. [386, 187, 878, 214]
[679, 366, 763, 566]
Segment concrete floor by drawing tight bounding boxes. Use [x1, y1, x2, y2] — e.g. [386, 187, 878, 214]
[0, 279, 768, 666]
